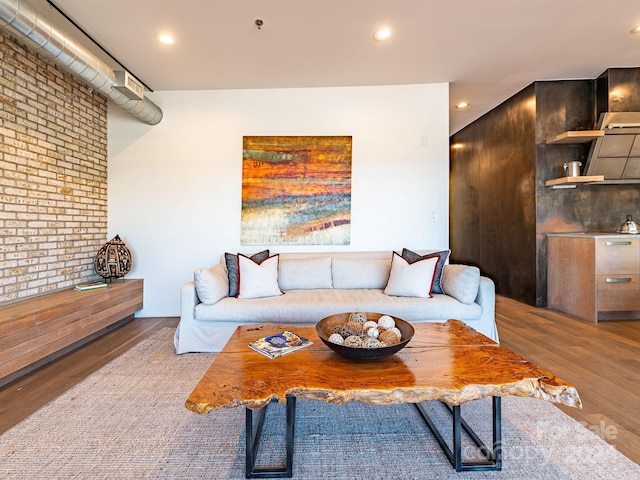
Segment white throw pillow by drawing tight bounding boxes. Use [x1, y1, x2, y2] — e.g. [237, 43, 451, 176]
[441, 264, 480, 304]
[194, 264, 229, 305]
[237, 254, 283, 299]
[383, 252, 438, 298]
[278, 257, 333, 290]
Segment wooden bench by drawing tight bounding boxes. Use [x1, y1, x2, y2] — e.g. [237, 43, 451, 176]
[0, 279, 143, 387]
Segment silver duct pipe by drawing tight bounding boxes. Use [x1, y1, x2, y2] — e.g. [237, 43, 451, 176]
[0, 0, 162, 125]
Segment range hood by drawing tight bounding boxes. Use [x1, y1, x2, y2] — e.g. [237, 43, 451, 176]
[583, 112, 640, 180]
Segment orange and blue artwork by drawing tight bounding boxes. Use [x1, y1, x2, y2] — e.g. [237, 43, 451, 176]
[241, 136, 352, 245]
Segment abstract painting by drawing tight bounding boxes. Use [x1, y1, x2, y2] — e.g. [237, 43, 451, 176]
[241, 136, 352, 245]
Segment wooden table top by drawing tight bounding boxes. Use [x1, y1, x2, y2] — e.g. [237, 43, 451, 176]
[185, 320, 582, 414]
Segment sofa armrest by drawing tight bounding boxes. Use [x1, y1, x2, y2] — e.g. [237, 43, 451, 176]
[181, 280, 200, 318]
[475, 276, 498, 342]
[174, 281, 200, 353]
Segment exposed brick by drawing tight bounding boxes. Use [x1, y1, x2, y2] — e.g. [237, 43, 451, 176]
[0, 31, 108, 306]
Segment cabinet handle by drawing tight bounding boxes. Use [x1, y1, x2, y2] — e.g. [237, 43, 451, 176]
[605, 277, 632, 283]
[606, 241, 632, 246]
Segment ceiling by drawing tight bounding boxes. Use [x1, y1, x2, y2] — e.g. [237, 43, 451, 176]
[26, 0, 640, 134]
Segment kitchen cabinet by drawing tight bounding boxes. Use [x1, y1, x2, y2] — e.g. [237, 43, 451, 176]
[547, 233, 640, 322]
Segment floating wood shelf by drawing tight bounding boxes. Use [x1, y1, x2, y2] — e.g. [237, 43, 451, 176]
[546, 130, 603, 144]
[545, 175, 605, 187]
[0, 279, 143, 387]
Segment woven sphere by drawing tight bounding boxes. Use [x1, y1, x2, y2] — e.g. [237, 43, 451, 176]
[362, 320, 378, 331]
[94, 235, 132, 279]
[334, 321, 363, 338]
[343, 335, 363, 347]
[365, 327, 380, 339]
[361, 337, 383, 349]
[379, 329, 401, 345]
[388, 327, 402, 339]
[377, 315, 395, 330]
[328, 333, 344, 345]
[348, 312, 368, 324]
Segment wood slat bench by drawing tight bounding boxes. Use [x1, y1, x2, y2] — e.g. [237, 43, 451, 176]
[0, 279, 143, 387]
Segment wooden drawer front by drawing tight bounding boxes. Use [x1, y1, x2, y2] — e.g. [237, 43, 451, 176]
[596, 238, 640, 274]
[597, 274, 640, 311]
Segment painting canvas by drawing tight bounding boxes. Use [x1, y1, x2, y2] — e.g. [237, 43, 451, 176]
[241, 136, 352, 245]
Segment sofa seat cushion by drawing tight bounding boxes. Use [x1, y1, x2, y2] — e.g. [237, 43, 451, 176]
[194, 288, 482, 324]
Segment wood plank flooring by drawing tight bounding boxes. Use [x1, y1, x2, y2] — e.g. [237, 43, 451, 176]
[0, 300, 638, 466]
[495, 296, 640, 465]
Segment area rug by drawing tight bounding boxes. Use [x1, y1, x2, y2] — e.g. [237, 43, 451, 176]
[1, 328, 638, 480]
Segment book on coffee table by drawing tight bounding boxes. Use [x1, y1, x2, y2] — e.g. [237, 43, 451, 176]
[249, 330, 313, 359]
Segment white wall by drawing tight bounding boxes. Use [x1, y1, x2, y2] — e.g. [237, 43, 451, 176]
[108, 83, 450, 316]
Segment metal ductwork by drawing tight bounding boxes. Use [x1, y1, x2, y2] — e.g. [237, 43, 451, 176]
[0, 0, 162, 125]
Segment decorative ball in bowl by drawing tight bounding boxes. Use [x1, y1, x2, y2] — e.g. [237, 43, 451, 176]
[316, 312, 414, 360]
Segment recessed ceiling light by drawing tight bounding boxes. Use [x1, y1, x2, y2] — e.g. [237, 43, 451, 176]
[156, 33, 175, 46]
[373, 27, 392, 42]
[455, 102, 470, 109]
[631, 25, 640, 34]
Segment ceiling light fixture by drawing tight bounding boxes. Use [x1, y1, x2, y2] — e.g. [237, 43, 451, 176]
[631, 25, 640, 34]
[456, 102, 470, 109]
[373, 27, 392, 42]
[157, 33, 175, 46]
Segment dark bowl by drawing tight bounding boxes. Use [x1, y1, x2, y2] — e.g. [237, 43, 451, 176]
[315, 312, 414, 360]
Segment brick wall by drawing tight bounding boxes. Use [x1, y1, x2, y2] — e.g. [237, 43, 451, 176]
[0, 31, 108, 305]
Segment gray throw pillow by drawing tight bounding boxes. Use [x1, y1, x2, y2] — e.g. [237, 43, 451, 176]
[401, 248, 450, 294]
[224, 250, 269, 297]
[441, 264, 480, 304]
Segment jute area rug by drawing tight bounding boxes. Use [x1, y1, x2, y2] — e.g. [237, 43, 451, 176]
[1, 328, 638, 480]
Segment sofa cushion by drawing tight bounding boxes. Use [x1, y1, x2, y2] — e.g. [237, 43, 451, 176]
[442, 264, 480, 304]
[401, 248, 450, 294]
[332, 257, 391, 289]
[237, 254, 283, 299]
[195, 288, 482, 324]
[384, 252, 437, 298]
[225, 250, 269, 297]
[278, 256, 333, 290]
[194, 264, 229, 305]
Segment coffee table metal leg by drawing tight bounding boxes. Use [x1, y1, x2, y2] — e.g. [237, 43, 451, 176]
[245, 395, 296, 478]
[415, 396, 502, 472]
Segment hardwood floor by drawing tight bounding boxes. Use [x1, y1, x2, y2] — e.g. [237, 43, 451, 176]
[0, 300, 638, 466]
[495, 296, 640, 465]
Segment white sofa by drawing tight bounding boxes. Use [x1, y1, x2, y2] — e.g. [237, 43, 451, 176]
[175, 250, 498, 354]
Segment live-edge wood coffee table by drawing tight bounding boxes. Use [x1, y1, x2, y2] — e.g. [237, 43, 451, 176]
[185, 320, 581, 478]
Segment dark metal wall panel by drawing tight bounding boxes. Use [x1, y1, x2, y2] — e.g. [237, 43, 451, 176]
[606, 68, 640, 112]
[450, 84, 537, 305]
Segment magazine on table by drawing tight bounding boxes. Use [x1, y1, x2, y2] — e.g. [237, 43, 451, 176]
[249, 330, 313, 359]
